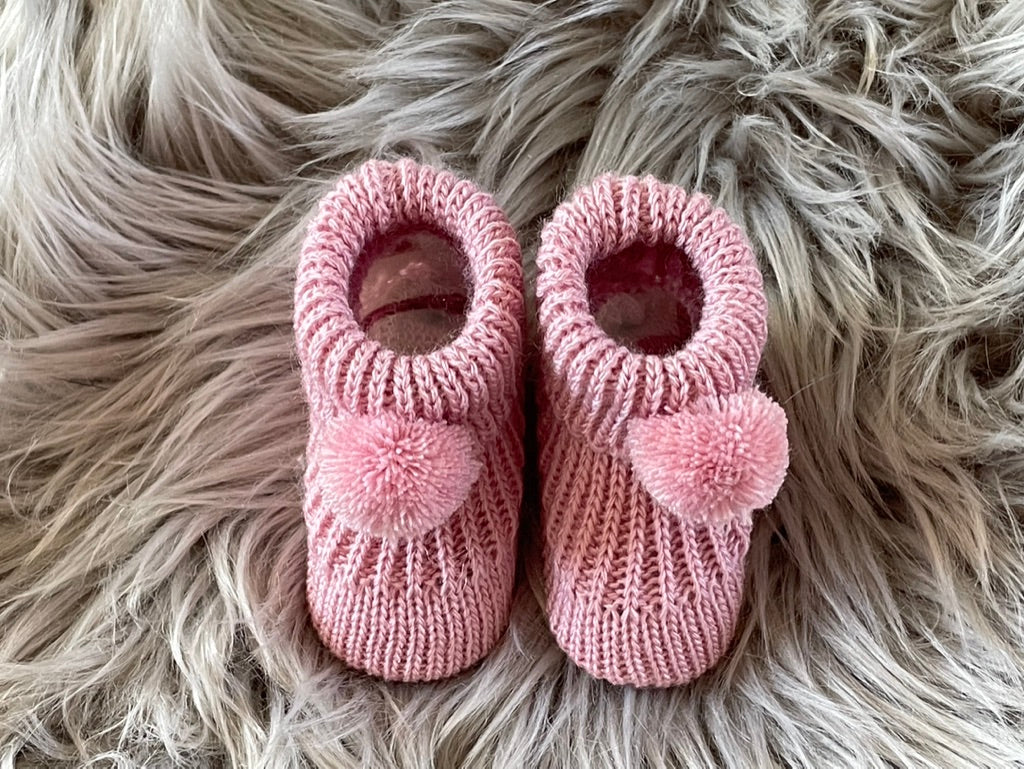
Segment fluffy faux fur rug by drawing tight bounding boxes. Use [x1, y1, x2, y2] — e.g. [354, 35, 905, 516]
[3, 1, 1024, 766]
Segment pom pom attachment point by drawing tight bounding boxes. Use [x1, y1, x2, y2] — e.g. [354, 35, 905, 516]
[627, 390, 789, 525]
[315, 412, 481, 539]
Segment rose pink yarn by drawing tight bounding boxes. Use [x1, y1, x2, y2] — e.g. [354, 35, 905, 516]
[315, 412, 482, 540]
[627, 390, 788, 525]
[294, 159, 525, 682]
[536, 174, 789, 687]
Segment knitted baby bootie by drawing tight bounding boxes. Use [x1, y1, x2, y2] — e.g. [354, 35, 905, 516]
[294, 159, 525, 682]
[535, 174, 789, 687]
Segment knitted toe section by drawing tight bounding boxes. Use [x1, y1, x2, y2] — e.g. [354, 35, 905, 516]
[295, 160, 524, 681]
[305, 419, 520, 681]
[541, 408, 750, 687]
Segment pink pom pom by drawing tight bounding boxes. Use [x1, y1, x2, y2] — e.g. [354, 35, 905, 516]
[315, 412, 482, 540]
[627, 390, 789, 525]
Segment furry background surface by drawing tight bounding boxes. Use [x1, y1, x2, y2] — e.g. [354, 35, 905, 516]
[2, 1, 1024, 766]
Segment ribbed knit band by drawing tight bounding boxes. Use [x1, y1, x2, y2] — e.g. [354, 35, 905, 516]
[537, 174, 774, 687]
[295, 160, 524, 682]
[537, 175, 767, 452]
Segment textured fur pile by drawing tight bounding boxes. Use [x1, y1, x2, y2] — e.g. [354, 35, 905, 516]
[2, 1, 1024, 766]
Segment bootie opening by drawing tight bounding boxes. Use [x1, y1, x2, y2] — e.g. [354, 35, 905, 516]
[587, 241, 704, 356]
[350, 226, 471, 355]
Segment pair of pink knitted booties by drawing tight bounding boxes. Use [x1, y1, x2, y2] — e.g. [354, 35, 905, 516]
[294, 160, 789, 687]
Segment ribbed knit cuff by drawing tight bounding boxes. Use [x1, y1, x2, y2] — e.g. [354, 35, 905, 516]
[535, 174, 768, 452]
[294, 159, 522, 434]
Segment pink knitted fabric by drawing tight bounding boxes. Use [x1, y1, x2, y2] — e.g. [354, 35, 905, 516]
[536, 174, 789, 688]
[294, 160, 525, 682]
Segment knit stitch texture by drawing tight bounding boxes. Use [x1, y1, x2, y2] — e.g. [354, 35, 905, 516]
[294, 160, 525, 682]
[536, 174, 789, 687]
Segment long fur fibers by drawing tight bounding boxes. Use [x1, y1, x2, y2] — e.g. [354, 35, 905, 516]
[2, 1, 1024, 766]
